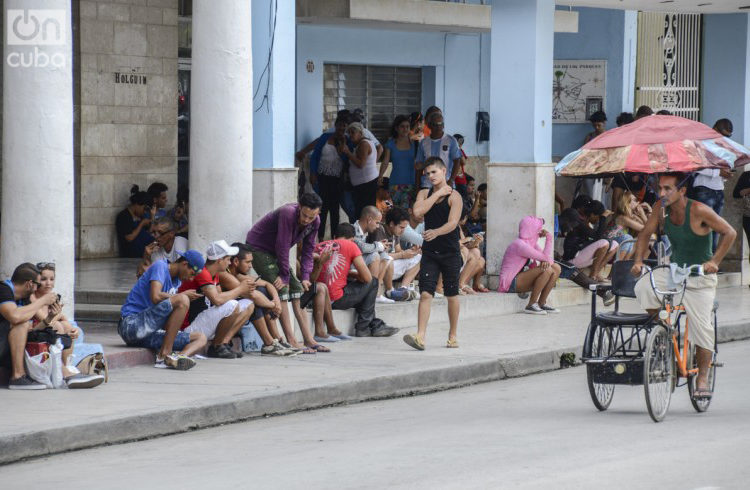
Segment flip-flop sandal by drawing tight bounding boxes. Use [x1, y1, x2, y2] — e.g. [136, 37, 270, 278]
[403, 334, 425, 351]
[310, 344, 331, 353]
[693, 389, 713, 400]
[446, 338, 459, 348]
[314, 335, 340, 343]
[331, 333, 353, 340]
[475, 285, 490, 293]
[300, 346, 317, 354]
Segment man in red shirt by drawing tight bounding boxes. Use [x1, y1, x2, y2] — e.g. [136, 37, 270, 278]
[178, 240, 256, 358]
[316, 223, 399, 337]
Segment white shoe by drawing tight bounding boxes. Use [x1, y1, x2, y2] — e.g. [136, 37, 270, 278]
[524, 303, 547, 315]
[434, 292, 444, 299]
[376, 295, 396, 304]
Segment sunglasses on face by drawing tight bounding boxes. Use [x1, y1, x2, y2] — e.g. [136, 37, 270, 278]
[31, 280, 41, 288]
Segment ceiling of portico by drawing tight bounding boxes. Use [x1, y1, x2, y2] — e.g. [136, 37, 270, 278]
[556, 0, 750, 14]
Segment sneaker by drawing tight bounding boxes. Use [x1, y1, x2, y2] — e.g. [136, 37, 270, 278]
[225, 343, 243, 358]
[407, 287, 419, 301]
[154, 356, 167, 369]
[261, 341, 296, 356]
[165, 353, 197, 370]
[355, 328, 372, 337]
[8, 375, 46, 390]
[376, 295, 395, 304]
[386, 288, 410, 302]
[278, 340, 303, 354]
[65, 373, 105, 389]
[371, 324, 400, 337]
[524, 303, 547, 315]
[540, 304, 560, 314]
[207, 344, 236, 359]
[434, 292, 444, 299]
[602, 290, 616, 307]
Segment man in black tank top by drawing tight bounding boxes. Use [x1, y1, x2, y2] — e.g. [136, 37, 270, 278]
[403, 157, 463, 350]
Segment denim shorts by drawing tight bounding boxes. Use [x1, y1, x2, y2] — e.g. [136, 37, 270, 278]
[118, 299, 190, 351]
[508, 276, 518, 293]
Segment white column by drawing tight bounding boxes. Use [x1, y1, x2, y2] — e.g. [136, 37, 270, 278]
[1, 2, 75, 310]
[189, 1, 253, 252]
[486, 0, 556, 279]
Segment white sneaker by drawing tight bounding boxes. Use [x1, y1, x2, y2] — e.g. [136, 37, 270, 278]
[434, 292, 444, 299]
[540, 304, 560, 314]
[524, 303, 547, 315]
[376, 295, 395, 304]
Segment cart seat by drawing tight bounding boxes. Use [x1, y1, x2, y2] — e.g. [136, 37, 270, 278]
[596, 310, 653, 325]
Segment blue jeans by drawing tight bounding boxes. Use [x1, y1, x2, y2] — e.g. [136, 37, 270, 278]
[118, 299, 191, 351]
[691, 186, 724, 251]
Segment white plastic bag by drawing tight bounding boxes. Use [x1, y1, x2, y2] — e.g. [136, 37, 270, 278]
[48, 340, 65, 389]
[24, 350, 53, 388]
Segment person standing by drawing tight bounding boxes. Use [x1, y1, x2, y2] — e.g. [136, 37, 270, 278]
[340, 122, 379, 220]
[310, 116, 349, 240]
[403, 157, 463, 351]
[378, 115, 418, 210]
[415, 113, 462, 189]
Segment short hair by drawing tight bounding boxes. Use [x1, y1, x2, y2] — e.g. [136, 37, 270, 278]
[424, 156, 445, 170]
[584, 200, 605, 216]
[299, 192, 323, 210]
[656, 109, 672, 115]
[477, 183, 487, 192]
[660, 172, 690, 189]
[154, 217, 178, 232]
[347, 122, 366, 137]
[635, 105, 653, 118]
[360, 205, 381, 221]
[572, 194, 592, 210]
[231, 242, 252, 261]
[616, 112, 634, 126]
[147, 182, 168, 200]
[714, 118, 734, 135]
[11, 262, 40, 284]
[466, 175, 476, 183]
[589, 111, 607, 123]
[335, 222, 356, 239]
[385, 207, 409, 226]
[176, 185, 189, 205]
[128, 185, 150, 206]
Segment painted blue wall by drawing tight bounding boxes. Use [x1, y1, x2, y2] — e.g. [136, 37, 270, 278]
[702, 13, 750, 145]
[552, 7, 626, 160]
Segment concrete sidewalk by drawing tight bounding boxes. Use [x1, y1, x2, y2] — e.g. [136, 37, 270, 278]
[2, 287, 750, 465]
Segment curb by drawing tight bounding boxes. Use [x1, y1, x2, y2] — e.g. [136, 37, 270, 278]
[2, 321, 749, 466]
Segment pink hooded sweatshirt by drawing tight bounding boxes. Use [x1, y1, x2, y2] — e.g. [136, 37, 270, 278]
[497, 216, 554, 293]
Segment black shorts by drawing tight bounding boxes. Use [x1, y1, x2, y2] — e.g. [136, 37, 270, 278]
[0, 319, 11, 369]
[419, 250, 463, 297]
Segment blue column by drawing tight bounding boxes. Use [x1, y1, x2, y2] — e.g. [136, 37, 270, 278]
[252, 0, 295, 169]
[489, 0, 554, 164]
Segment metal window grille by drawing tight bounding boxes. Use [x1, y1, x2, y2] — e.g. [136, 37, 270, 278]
[323, 64, 422, 143]
[635, 12, 702, 120]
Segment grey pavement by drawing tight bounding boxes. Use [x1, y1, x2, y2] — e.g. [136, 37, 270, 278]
[2, 286, 750, 465]
[2, 340, 749, 489]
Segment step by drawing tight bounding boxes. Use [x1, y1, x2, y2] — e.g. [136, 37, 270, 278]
[75, 303, 122, 323]
[75, 289, 129, 305]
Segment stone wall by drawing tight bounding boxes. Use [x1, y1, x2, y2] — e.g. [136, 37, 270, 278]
[77, 0, 178, 257]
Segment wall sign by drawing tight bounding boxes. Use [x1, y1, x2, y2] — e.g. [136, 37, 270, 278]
[306, 60, 314, 73]
[552, 60, 606, 124]
[114, 72, 147, 85]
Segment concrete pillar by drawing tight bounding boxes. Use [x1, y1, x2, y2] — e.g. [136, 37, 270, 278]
[486, 0, 556, 279]
[189, 1, 253, 251]
[251, 0, 297, 222]
[1, 2, 75, 310]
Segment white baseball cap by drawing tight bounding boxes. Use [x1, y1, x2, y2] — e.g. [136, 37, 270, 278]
[206, 240, 239, 260]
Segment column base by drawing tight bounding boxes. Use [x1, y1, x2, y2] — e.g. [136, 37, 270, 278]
[252, 168, 299, 222]
[486, 163, 555, 276]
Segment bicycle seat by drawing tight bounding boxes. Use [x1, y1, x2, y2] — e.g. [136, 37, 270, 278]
[596, 310, 653, 325]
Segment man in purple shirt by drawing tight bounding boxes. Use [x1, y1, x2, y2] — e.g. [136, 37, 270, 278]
[246, 193, 328, 353]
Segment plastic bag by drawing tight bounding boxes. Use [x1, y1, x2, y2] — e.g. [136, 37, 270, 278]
[24, 350, 53, 388]
[48, 340, 65, 389]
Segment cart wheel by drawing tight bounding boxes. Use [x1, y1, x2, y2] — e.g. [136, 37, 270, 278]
[644, 325, 674, 422]
[585, 324, 615, 411]
[687, 341, 716, 413]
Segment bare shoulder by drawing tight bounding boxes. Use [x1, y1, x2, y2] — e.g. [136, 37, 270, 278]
[690, 199, 714, 217]
[416, 188, 429, 201]
[448, 190, 463, 205]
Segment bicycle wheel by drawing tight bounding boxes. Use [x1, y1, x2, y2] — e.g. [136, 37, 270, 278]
[687, 342, 717, 413]
[644, 325, 674, 422]
[585, 323, 615, 411]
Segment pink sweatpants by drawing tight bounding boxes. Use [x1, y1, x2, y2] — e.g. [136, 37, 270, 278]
[569, 239, 617, 268]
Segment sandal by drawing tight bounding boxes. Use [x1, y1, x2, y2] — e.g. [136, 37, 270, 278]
[474, 285, 490, 293]
[309, 344, 331, 353]
[300, 346, 317, 354]
[460, 284, 476, 295]
[403, 334, 425, 351]
[446, 338, 459, 348]
[693, 388, 713, 400]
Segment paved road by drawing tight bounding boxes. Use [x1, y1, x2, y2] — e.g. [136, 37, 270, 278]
[3, 341, 750, 490]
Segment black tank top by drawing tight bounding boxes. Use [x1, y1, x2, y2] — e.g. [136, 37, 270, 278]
[423, 187, 460, 253]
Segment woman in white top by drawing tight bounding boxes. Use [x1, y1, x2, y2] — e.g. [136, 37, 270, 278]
[312, 116, 348, 239]
[341, 122, 379, 220]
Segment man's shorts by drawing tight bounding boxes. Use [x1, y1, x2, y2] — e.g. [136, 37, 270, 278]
[362, 249, 391, 267]
[118, 299, 191, 351]
[392, 254, 421, 280]
[634, 269, 718, 352]
[419, 250, 463, 297]
[0, 319, 12, 369]
[249, 247, 304, 301]
[184, 300, 239, 341]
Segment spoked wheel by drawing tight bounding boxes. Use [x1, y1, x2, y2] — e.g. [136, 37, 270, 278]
[585, 324, 615, 411]
[644, 325, 674, 422]
[687, 342, 717, 413]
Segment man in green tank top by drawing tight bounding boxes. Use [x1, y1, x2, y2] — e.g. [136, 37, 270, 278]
[631, 173, 736, 399]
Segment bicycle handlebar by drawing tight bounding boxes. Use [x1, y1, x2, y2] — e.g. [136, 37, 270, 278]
[642, 264, 704, 297]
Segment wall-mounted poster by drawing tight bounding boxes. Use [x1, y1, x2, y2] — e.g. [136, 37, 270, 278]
[552, 60, 606, 124]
